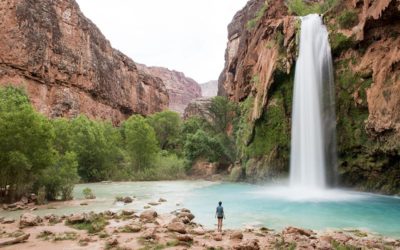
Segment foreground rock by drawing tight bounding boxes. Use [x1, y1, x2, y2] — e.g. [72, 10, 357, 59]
[0, 233, 30, 247]
[139, 210, 157, 222]
[0, 210, 397, 249]
[19, 213, 42, 228]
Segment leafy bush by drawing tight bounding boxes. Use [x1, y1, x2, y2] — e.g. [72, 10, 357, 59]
[82, 187, 96, 199]
[287, 0, 339, 16]
[338, 10, 358, 29]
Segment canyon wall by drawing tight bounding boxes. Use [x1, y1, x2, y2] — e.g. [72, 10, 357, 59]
[0, 0, 169, 124]
[137, 64, 202, 114]
[220, 0, 400, 193]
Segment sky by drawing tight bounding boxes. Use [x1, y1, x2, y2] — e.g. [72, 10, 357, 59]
[75, 0, 249, 83]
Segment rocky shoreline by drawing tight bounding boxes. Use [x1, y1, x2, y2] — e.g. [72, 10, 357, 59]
[0, 208, 399, 250]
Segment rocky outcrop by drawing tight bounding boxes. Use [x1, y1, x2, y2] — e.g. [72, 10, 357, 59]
[0, 0, 169, 124]
[219, 0, 400, 193]
[138, 64, 202, 114]
[200, 80, 218, 97]
[183, 98, 213, 121]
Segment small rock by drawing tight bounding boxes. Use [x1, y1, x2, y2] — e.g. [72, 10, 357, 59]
[67, 214, 86, 224]
[143, 205, 151, 209]
[106, 236, 118, 247]
[283, 227, 313, 237]
[176, 234, 193, 242]
[121, 209, 135, 216]
[141, 227, 156, 240]
[191, 227, 206, 235]
[213, 233, 223, 241]
[178, 212, 195, 221]
[20, 197, 28, 205]
[167, 222, 187, 234]
[123, 196, 133, 203]
[148, 202, 161, 206]
[233, 239, 260, 250]
[158, 198, 167, 202]
[80, 202, 88, 206]
[180, 208, 191, 213]
[140, 210, 157, 222]
[29, 207, 37, 211]
[125, 224, 141, 233]
[230, 230, 243, 240]
[2, 218, 15, 224]
[331, 232, 352, 244]
[19, 213, 42, 228]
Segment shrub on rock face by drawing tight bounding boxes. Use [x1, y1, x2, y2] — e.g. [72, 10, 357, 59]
[338, 10, 358, 29]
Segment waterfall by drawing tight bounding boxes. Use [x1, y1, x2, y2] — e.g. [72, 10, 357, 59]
[289, 14, 337, 189]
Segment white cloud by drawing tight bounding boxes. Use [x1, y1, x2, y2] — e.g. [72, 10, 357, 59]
[75, 0, 248, 83]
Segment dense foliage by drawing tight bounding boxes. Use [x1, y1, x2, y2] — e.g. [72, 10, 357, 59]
[0, 86, 244, 203]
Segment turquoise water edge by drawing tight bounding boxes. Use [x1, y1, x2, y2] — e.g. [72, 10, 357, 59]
[1, 181, 399, 237]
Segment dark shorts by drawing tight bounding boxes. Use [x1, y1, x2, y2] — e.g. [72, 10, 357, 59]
[217, 216, 223, 219]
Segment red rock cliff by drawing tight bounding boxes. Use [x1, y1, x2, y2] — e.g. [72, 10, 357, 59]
[219, 0, 400, 192]
[0, 0, 169, 123]
[137, 64, 202, 114]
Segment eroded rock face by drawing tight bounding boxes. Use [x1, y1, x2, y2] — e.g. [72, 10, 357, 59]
[0, 0, 169, 124]
[183, 97, 213, 121]
[219, 0, 400, 193]
[137, 64, 202, 114]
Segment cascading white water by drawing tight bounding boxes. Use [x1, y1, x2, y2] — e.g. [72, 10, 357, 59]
[290, 14, 337, 189]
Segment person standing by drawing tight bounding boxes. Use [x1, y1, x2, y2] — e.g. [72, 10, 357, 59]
[215, 201, 225, 232]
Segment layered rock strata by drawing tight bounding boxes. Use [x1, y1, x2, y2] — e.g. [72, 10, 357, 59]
[138, 64, 202, 114]
[0, 0, 169, 123]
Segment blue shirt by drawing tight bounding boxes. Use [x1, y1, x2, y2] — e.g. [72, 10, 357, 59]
[216, 205, 224, 217]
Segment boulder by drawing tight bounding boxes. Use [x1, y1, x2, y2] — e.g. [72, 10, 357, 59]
[19, 213, 42, 228]
[176, 234, 193, 242]
[167, 222, 187, 234]
[178, 212, 195, 221]
[230, 231, 243, 240]
[125, 224, 141, 233]
[67, 214, 86, 224]
[123, 197, 133, 203]
[158, 198, 167, 202]
[46, 214, 62, 224]
[142, 227, 157, 240]
[140, 210, 157, 222]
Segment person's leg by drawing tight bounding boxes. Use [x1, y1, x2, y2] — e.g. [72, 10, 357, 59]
[217, 218, 220, 231]
[220, 218, 223, 231]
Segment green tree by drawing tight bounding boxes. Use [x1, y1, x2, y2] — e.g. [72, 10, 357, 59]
[209, 96, 238, 133]
[123, 115, 159, 171]
[39, 152, 79, 200]
[183, 129, 224, 162]
[147, 110, 181, 150]
[69, 115, 123, 182]
[0, 86, 55, 201]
